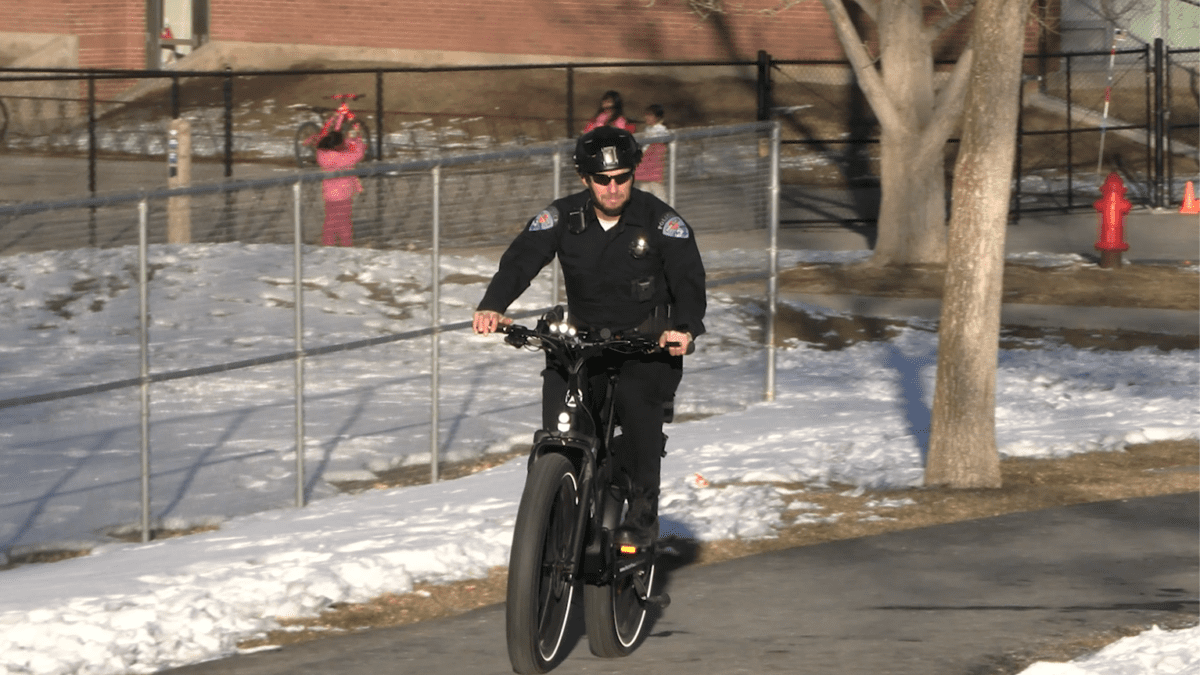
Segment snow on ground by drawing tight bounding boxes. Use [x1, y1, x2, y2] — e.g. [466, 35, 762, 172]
[0, 242, 1195, 675]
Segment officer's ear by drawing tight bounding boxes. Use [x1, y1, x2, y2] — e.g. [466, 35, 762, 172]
[579, 174, 590, 188]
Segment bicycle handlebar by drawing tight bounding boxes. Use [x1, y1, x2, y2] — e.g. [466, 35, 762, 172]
[496, 307, 693, 356]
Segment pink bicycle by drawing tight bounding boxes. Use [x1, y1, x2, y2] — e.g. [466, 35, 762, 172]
[293, 93, 373, 167]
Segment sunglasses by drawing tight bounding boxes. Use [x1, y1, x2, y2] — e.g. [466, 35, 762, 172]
[589, 172, 634, 186]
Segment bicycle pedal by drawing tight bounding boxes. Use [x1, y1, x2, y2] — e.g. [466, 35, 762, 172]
[643, 591, 671, 609]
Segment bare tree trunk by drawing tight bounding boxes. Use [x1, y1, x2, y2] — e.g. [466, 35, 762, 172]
[689, 0, 977, 266]
[925, 0, 1032, 488]
[876, 130, 948, 264]
[872, 0, 948, 266]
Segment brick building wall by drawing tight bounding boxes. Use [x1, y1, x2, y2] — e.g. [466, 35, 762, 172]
[208, 0, 843, 62]
[0, 0, 144, 70]
[0, 0, 1038, 75]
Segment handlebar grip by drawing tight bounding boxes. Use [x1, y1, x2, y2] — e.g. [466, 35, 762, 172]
[664, 341, 697, 356]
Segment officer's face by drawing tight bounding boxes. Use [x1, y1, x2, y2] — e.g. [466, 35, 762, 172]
[584, 169, 634, 219]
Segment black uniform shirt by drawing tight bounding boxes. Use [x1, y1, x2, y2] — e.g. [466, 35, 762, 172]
[478, 188, 706, 337]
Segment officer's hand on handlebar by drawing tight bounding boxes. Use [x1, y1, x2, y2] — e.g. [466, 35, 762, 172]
[659, 330, 692, 357]
[473, 310, 512, 335]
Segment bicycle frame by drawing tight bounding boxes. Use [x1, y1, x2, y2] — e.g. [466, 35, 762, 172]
[502, 313, 658, 586]
[304, 93, 362, 146]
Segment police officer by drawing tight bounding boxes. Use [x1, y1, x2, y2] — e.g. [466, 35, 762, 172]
[473, 126, 706, 548]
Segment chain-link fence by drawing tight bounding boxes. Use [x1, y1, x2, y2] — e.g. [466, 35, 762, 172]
[1, 47, 1194, 222]
[766, 41, 1198, 219]
[0, 62, 763, 198]
[0, 122, 781, 559]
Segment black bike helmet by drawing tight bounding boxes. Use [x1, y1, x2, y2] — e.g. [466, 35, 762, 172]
[574, 126, 642, 175]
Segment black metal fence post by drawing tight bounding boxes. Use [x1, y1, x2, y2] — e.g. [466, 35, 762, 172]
[1014, 75, 1025, 221]
[1144, 43, 1153, 207]
[1164, 46, 1175, 203]
[375, 70, 384, 161]
[757, 50, 773, 121]
[223, 65, 233, 178]
[565, 66, 574, 138]
[88, 74, 97, 247]
[1153, 38, 1165, 208]
[87, 75, 97, 196]
[1066, 54, 1074, 210]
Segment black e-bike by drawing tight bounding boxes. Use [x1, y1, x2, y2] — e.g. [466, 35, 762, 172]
[499, 308, 674, 674]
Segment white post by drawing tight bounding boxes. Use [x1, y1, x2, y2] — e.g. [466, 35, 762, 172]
[167, 118, 191, 243]
[138, 199, 152, 542]
[430, 165, 441, 484]
[551, 151, 562, 308]
[293, 182, 306, 507]
[667, 138, 678, 206]
[765, 123, 780, 402]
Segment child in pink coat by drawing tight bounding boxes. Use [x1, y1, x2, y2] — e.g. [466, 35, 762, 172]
[316, 130, 366, 246]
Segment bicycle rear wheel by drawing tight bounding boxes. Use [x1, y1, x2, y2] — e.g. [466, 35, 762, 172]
[506, 453, 579, 674]
[583, 495, 655, 658]
[294, 121, 321, 168]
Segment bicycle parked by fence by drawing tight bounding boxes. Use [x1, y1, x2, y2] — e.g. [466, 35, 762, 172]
[498, 307, 675, 674]
[292, 93, 373, 167]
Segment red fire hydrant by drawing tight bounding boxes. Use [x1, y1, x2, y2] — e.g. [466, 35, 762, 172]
[1094, 172, 1131, 269]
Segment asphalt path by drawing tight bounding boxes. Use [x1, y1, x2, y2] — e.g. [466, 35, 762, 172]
[162, 492, 1198, 675]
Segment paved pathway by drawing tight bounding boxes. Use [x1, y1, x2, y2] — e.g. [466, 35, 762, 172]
[162, 492, 1198, 675]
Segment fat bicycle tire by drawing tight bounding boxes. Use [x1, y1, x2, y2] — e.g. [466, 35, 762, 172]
[294, 121, 321, 168]
[506, 453, 579, 674]
[583, 495, 655, 658]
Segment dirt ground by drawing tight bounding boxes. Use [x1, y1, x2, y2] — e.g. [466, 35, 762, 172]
[240, 260, 1200, 672]
[778, 260, 1199, 312]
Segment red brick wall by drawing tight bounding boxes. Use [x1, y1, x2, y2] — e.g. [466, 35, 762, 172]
[209, 0, 845, 61]
[72, 0, 147, 72]
[0, 0, 145, 70]
[0, 0, 1040, 72]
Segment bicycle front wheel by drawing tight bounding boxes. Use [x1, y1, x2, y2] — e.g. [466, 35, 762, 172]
[583, 496, 655, 658]
[294, 121, 321, 168]
[506, 453, 579, 674]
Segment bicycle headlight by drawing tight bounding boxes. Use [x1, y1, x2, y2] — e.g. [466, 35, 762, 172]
[556, 411, 572, 433]
[548, 320, 577, 337]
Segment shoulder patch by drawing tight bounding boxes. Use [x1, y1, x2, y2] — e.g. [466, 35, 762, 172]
[659, 213, 691, 239]
[528, 206, 559, 232]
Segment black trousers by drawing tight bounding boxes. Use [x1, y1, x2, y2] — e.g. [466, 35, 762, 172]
[541, 351, 683, 497]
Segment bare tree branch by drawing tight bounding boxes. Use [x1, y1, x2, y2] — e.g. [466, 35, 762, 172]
[925, 0, 976, 39]
[848, 0, 880, 22]
[913, 43, 974, 168]
[817, 0, 911, 135]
